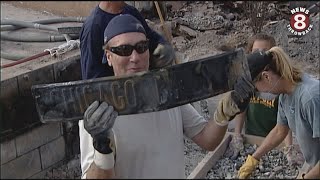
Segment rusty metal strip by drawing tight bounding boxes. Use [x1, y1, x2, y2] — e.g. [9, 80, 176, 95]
[31, 48, 251, 123]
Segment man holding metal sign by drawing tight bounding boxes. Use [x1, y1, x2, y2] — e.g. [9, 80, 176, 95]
[78, 14, 270, 179]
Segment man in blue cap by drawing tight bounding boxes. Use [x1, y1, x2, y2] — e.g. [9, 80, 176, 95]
[78, 14, 269, 179]
[80, 1, 175, 80]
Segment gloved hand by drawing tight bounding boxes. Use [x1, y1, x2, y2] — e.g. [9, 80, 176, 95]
[237, 155, 259, 179]
[83, 101, 118, 170]
[247, 50, 273, 81]
[214, 76, 254, 126]
[283, 144, 305, 166]
[150, 43, 175, 69]
[227, 133, 244, 160]
[84, 100, 118, 154]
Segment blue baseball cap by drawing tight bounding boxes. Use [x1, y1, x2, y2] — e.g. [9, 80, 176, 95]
[102, 14, 146, 64]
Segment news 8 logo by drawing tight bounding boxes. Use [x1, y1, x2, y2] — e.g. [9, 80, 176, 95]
[287, 7, 313, 36]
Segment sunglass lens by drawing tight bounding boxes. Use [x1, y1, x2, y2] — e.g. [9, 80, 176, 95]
[135, 41, 149, 54]
[118, 45, 134, 56]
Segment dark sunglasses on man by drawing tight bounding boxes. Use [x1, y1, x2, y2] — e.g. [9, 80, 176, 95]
[103, 40, 149, 57]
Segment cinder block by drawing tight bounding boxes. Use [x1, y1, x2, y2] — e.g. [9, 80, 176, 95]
[17, 65, 54, 96]
[16, 123, 61, 156]
[0, 149, 41, 179]
[0, 77, 18, 100]
[40, 136, 66, 169]
[0, 139, 17, 165]
[60, 122, 63, 135]
[53, 58, 81, 83]
[28, 169, 47, 179]
[0, 78, 19, 137]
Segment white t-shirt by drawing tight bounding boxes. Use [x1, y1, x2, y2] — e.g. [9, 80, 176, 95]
[79, 104, 208, 178]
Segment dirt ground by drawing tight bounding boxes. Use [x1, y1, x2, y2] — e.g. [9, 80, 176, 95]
[1, 1, 319, 179]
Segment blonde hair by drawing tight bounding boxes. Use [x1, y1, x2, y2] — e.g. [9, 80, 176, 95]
[255, 46, 302, 84]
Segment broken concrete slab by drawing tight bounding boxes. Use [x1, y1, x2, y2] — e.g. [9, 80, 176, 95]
[177, 25, 198, 39]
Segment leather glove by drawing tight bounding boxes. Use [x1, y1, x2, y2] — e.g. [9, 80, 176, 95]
[214, 76, 254, 126]
[231, 76, 255, 112]
[237, 155, 259, 179]
[247, 50, 273, 81]
[84, 101, 118, 154]
[150, 43, 175, 69]
[283, 144, 305, 166]
[227, 133, 244, 160]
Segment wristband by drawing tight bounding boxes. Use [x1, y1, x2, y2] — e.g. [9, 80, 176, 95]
[93, 150, 115, 170]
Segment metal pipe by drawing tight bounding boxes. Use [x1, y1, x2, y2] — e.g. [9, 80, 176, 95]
[1, 51, 50, 69]
[1, 19, 58, 32]
[0, 32, 78, 42]
[0, 51, 28, 60]
[1, 17, 86, 31]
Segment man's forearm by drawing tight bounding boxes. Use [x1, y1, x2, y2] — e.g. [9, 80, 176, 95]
[193, 120, 228, 151]
[253, 124, 289, 160]
[304, 161, 320, 179]
[86, 162, 115, 179]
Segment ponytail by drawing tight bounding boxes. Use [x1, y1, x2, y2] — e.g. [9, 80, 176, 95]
[266, 46, 302, 84]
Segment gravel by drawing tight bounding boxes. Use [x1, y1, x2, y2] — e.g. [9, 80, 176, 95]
[184, 137, 208, 177]
[44, 155, 82, 179]
[43, 137, 208, 179]
[206, 143, 302, 179]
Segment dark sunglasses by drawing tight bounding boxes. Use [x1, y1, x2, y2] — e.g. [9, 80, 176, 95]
[104, 40, 149, 56]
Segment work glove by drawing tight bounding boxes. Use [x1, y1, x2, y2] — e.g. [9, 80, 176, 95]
[214, 76, 254, 126]
[226, 133, 244, 160]
[150, 43, 175, 69]
[83, 101, 118, 169]
[283, 144, 305, 166]
[237, 155, 259, 179]
[247, 50, 273, 81]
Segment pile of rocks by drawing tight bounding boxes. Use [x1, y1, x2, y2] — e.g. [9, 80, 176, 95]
[44, 155, 82, 179]
[206, 143, 301, 179]
[184, 138, 208, 177]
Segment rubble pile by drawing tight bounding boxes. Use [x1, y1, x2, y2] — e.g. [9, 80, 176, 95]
[206, 143, 301, 179]
[184, 138, 208, 177]
[164, 1, 320, 75]
[44, 155, 82, 179]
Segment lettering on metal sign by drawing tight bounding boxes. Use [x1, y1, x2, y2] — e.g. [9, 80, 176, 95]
[111, 81, 125, 110]
[47, 79, 139, 115]
[124, 80, 137, 107]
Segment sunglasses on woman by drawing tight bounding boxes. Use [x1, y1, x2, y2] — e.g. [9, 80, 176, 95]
[104, 40, 149, 57]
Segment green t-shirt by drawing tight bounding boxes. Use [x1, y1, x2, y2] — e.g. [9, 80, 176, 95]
[245, 92, 279, 137]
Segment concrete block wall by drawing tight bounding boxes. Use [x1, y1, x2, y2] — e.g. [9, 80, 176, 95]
[0, 123, 65, 179]
[1, 51, 81, 179]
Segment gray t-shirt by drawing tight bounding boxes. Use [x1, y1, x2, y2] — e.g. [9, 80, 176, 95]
[79, 104, 208, 178]
[277, 74, 320, 166]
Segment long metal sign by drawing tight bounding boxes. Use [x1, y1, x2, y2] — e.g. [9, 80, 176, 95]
[31, 48, 251, 123]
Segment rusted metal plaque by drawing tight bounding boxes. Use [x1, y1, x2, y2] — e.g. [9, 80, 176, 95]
[31, 48, 251, 123]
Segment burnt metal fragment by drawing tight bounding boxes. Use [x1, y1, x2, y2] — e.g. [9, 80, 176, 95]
[32, 48, 251, 123]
